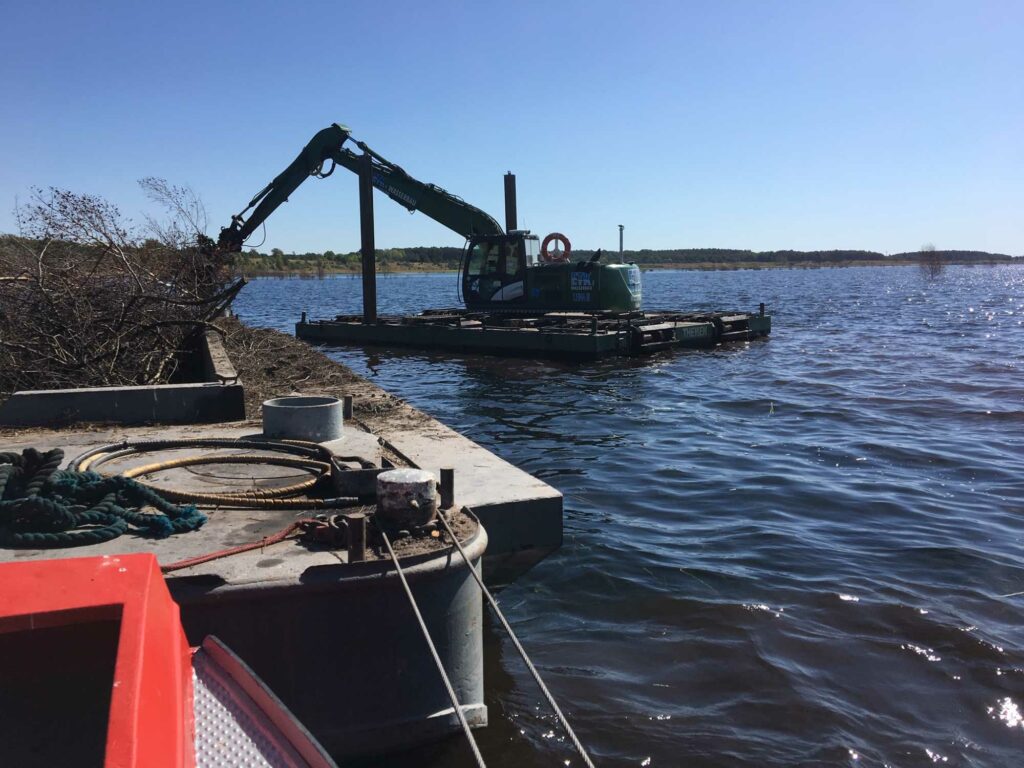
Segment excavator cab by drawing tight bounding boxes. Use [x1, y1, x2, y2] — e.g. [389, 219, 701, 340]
[462, 232, 642, 313]
[462, 234, 535, 306]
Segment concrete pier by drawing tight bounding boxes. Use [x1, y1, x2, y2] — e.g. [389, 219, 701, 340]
[0, 412, 561, 579]
[0, 330, 245, 427]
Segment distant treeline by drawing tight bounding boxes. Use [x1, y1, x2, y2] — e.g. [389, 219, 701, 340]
[624, 248, 1016, 266]
[234, 245, 1018, 274]
[235, 246, 462, 274]
[1, 236, 1017, 278]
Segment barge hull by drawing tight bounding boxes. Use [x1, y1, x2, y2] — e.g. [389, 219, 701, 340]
[296, 309, 771, 359]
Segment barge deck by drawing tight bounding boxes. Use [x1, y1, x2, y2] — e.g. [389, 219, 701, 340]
[297, 307, 771, 358]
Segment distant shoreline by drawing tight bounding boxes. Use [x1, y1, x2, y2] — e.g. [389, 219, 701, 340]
[236, 258, 1021, 278]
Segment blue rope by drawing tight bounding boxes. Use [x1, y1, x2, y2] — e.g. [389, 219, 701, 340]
[0, 448, 206, 548]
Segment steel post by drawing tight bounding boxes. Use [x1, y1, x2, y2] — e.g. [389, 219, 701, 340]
[344, 512, 366, 562]
[440, 467, 455, 510]
[359, 152, 377, 324]
[504, 172, 517, 232]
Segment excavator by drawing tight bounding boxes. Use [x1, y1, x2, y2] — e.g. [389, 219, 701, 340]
[217, 124, 642, 313]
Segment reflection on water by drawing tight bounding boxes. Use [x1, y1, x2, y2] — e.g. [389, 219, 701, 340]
[237, 265, 1024, 767]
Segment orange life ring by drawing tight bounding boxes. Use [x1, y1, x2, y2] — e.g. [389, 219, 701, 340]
[540, 232, 572, 263]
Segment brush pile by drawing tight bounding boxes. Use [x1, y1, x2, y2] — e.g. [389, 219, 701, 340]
[0, 180, 242, 397]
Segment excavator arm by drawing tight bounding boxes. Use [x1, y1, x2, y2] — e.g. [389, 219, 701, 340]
[330, 139, 504, 240]
[218, 123, 503, 251]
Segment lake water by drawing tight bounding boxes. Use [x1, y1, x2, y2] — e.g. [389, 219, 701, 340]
[236, 265, 1024, 767]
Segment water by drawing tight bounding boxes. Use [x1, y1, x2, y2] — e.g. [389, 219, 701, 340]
[236, 265, 1024, 767]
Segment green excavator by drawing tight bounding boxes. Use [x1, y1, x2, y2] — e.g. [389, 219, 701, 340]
[218, 124, 642, 313]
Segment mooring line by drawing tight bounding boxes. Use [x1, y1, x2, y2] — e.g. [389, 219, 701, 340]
[439, 507, 597, 768]
[380, 528, 487, 768]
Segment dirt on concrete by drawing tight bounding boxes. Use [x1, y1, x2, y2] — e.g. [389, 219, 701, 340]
[0, 317, 442, 468]
[219, 316, 439, 435]
[360, 507, 479, 561]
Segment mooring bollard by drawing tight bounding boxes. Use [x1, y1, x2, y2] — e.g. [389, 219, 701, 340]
[376, 469, 438, 528]
[343, 394, 354, 420]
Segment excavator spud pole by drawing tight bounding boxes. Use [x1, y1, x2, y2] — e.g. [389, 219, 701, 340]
[358, 152, 377, 324]
[504, 172, 517, 232]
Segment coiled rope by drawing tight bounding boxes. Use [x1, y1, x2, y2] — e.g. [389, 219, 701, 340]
[0, 448, 207, 548]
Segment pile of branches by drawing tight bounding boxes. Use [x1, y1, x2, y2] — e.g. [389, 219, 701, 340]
[0, 179, 242, 396]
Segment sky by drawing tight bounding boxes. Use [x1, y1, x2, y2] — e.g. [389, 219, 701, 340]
[1, 0, 1021, 256]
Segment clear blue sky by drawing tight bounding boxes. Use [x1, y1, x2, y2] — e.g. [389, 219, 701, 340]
[1, 1, 1021, 255]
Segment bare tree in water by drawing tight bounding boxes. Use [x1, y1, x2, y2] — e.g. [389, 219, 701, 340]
[918, 242, 944, 278]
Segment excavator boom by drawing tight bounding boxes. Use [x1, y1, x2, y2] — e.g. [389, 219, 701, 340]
[330, 140, 503, 240]
[218, 124, 502, 251]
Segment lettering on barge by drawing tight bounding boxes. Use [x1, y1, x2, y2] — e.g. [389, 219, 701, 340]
[571, 271, 592, 303]
[676, 325, 710, 339]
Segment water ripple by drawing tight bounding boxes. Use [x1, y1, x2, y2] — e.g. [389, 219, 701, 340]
[237, 264, 1024, 767]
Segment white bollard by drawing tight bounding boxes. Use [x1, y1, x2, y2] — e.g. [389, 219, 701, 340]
[376, 468, 437, 528]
